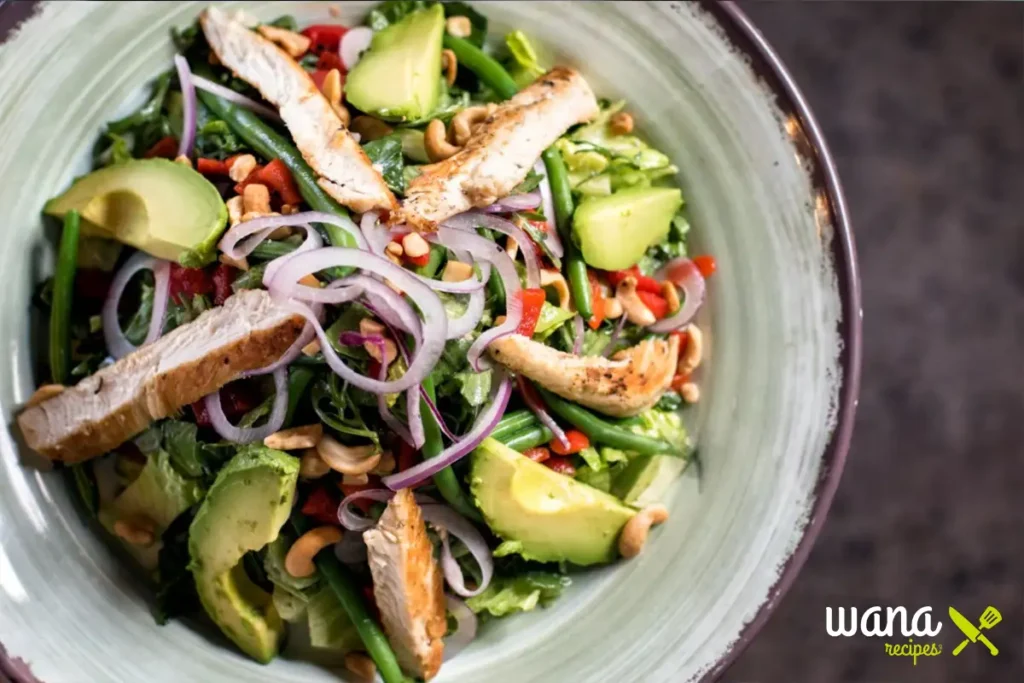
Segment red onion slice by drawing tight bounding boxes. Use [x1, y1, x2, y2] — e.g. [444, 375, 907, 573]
[518, 376, 569, 450]
[481, 191, 542, 214]
[192, 74, 282, 121]
[421, 503, 494, 598]
[173, 55, 196, 159]
[266, 248, 448, 394]
[444, 595, 478, 660]
[572, 314, 585, 355]
[603, 313, 629, 357]
[382, 371, 512, 490]
[647, 257, 706, 333]
[534, 158, 564, 258]
[337, 489, 437, 531]
[359, 211, 393, 256]
[445, 288, 486, 340]
[102, 251, 171, 359]
[204, 367, 288, 443]
[443, 212, 540, 289]
[340, 26, 374, 70]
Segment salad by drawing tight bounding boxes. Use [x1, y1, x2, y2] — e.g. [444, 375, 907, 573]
[19, 2, 715, 681]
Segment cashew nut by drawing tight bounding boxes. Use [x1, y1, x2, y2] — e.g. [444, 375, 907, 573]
[540, 268, 571, 309]
[450, 104, 495, 147]
[174, 155, 192, 168]
[219, 253, 249, 271]
[264, 424, 323, 451]
[316, 435, 381, 475]
[285, 526, 343, 578]
[371, 450, 396, 475]
[661, 281, 681, 315]
[446, 15, 472, 38]
[226, 195, 244, 226]
[609, 111, 634, 135]
[228, 154, 257, 183]
[442, 260, 474, 282]
[257, 24, 312, 58]
[615, 277, 656, 326]
[342, 473, 369, 486]
[385, 241, 404, 258]
[242, 183, 271, 214]
[301, 339, 322, 357]
[344, 653, 377, 683]
[618, 504, 669, 558]
[402, 232, 430, 259]
[603, 296, 623, 319]
[359, 318, 397, 366]
[27, 384, 64, 407]
[299, 448, 331, 479]
[680, 382, 700, 404]
[441, 48, 458, 87]
[281, 203, 299, 215]
[114, 516, 156, 547]
[678, 324, 703, 376]
[425, 119, 460, 162]
[349, 115, 394, 142]
[505, 235, 519, 260]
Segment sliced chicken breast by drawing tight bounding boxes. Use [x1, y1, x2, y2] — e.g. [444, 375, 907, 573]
[489, 334, 681, 417]
[18, 290, 304, 463]
[200, 7, 397, 214]
[393, 67, 599, 231]
[364, 489, 446, 680]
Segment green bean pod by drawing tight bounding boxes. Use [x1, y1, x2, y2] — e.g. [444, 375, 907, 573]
[421, 376, 482, 521]
[497, 425, 555, 453]
[537, 388, 679, 456]
[50, 210, 80, 384]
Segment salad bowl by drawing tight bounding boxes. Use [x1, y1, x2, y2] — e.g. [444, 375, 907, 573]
[0, 1, 859, 682]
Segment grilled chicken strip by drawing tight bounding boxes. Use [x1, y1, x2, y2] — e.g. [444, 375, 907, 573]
[364, 489, 446, 680]
[200, 7, 397, 214]
[18, 290, 304, 463]
[393, 67, 599, 232]
[489, 334, 681, 418]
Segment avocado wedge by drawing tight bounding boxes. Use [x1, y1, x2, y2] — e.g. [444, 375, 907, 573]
[44, 159, 227, 265]
[188, 446, 298, 664]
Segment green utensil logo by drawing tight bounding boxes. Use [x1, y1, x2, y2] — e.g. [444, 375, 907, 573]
[949, 605, 1000, 656]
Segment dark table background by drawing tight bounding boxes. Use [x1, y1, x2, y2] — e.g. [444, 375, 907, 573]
[1, 2, 1020, 682]
[725, 3, 1023, 683]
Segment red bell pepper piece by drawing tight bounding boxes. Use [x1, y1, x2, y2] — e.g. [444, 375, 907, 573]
[606, 266, 662, 294]
[405, 251, 431, 268]
[316, 50, 345, 73]
[256, 159, 302, 205]
[637, 290, 669, 320]
[545, 457, 576, 477]
[516, 288, 547, 337]
[301, 486, 342, 526]
[143, 136, 179, 159]
[168, 264, 214, 304]
[212, 263, 237, 306]
[550, 429, 590, 456]
[523, 447, 551, 463]
[692, 254, 718, 278]
[302, 24, 349, 54]
[196, 157, 230, 175]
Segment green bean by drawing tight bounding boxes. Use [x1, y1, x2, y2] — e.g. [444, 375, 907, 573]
[497, 425, 554, 453]
[413, 245, 444, 279]
[291, 514, 405, 683]
[250, 239, 297, 261]
[50, 210, 80, 384]
[476, 227, 506, 305]
[442, 37, 592, 318]
[488, 409, 538, 441]
[107, 72, 171, 133]
[284, 365, 315, 426]
[537, 388, 679, 456]
[443, 35, 518, 100]
[421, 376, 482, 521]
[542, 148, 592, 319]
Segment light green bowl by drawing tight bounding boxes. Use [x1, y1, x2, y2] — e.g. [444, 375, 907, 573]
[0, 2, 860, 681]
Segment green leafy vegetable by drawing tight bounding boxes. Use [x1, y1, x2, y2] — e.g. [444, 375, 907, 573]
[307, 586, 363, 650]
[466, 572, 571, 618]
[512, 168, 544, 195]
[455, 369, 492, 407]
[367, 1, 487, 47]
[162, 420, 206, 478]
[362, 134, 406, 194]
[265, 535, 320, 595]
[505, 30, 546, 88]
[312, 375, 382, 449]
[532, 302, 574, 339]
[49, 210, 80, 384]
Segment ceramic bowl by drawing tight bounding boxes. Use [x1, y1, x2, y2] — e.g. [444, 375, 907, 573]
[0, 2, 860, 681]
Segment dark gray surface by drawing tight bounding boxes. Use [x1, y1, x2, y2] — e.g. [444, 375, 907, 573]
[725, 3, 1023, 683]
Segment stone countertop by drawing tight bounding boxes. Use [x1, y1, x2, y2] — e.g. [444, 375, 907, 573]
[725, 3, 1023, 683]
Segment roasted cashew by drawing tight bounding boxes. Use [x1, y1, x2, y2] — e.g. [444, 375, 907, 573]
[228, 154, 257, 182]
[442, 260, 474, 282]
[401, 232, 430, 258]
[219, 253, 249, 271]
[114, 516, 156, 547]
[299, 448, 331, 479]
[446, 15, 472, 38]
[450, 104, 495, 147]
[441, 48, 458, 87]
[618, 504, 669, 558]
[661, 281, 681, 315]
[540, 268, 571, 309]
[226, 195, 244, 226]
[242, 183, 271, 214]
[359, 318, 397, 366]
[678, 324, 703, 376]
[285, 526, 343, 578]
[603, 296, 623, 319]
[264, 424, 323, 451]
[349, 115, 394, 142]
[425, 119, 460, 162]
[609, 111, 634, 135]
[615, 277, 656, 326]
[680, 382, 700, 404]
[316, 435, 381, 475]
[344, 653, 377, 682]
[257, 25, 311, 58]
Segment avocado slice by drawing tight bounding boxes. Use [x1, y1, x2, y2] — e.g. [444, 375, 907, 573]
[572, 187, 683, 271]
[470, 438, 635, 566]
[344, 5, 445, 122]
[98, 450, 205, 572]
[613, 454, 689, 508]
[188, 446, 299, 664]
[44, 159, 227, 265]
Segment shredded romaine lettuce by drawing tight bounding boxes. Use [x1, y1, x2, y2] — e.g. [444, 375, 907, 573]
[307, 586, 362, 650]
[505, 30, 546, 88]
[465, 572, 571, 618]
[533, 302, 574, 340]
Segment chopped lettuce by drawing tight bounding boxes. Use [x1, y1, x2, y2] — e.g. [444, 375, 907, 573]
[575, 464, 613, 493]
[362, 134, 406, 194]
[629, 409, 689, 453]
[272, 585, 308, 622]
[264, 535, 320, 594]
[533, 302, 574, 339]
[580, 328, 611, 356]
[465, 572, 571, 618]
[505, 31, 546, 88]
[368, 1, 487, 47]
[455, 369, 492, 407]
[307, 586, 362, 650]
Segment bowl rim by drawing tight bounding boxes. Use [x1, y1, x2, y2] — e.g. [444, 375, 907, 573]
[0, 2, 862, 681]
[697, 2, 862, 680]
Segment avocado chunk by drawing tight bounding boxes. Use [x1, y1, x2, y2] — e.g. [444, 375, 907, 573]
[613, 455, 689, 507]
[44, 159, 227, 265]
[344, 5, 445, 122]
[188, 445, 299, 664]
[98, 450, 205, 572]
[572, 187, 683, 271]
[470, 438, 635, 566]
